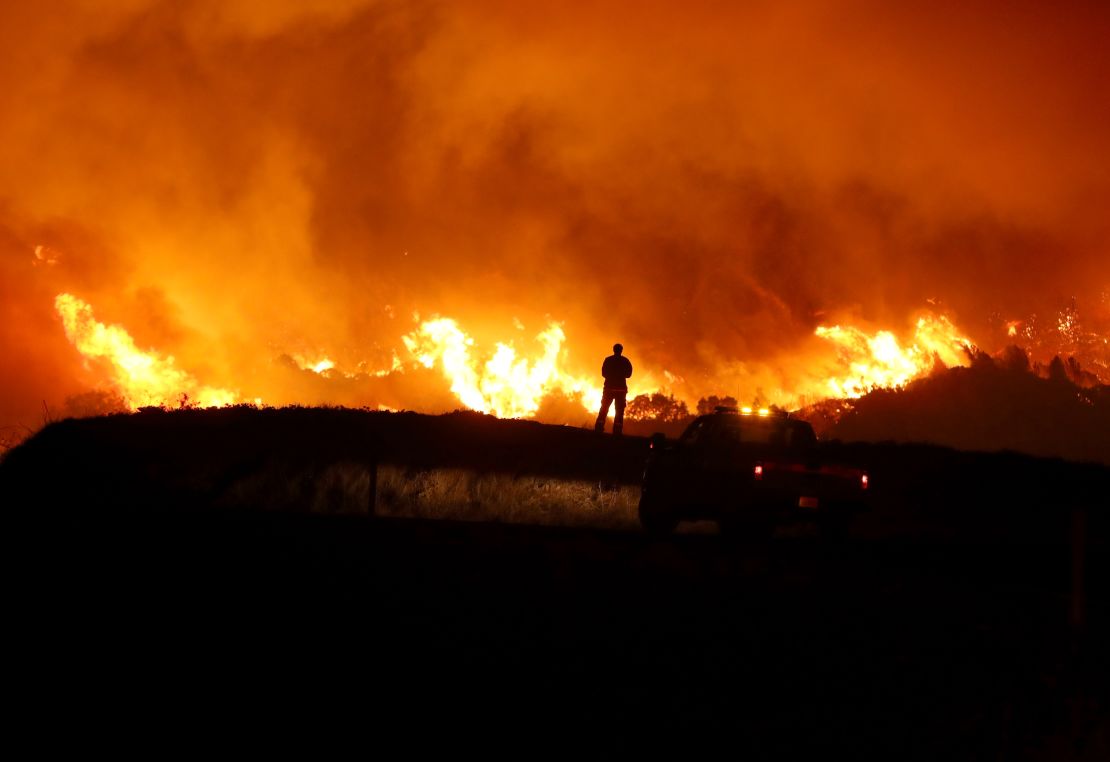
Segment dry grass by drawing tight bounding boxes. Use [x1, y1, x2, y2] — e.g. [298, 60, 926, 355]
[375, 464, 640, 529]
[212, 459, 640, 529]
[216, 459, 376, 515]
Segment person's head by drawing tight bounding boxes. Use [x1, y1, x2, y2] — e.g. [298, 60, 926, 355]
[613, 343, 623, 356]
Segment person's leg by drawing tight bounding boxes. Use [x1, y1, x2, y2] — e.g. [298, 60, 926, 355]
[594, 390, 614, 432]
[613, 390, 627, 435]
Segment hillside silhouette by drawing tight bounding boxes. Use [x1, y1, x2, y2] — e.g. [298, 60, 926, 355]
[804, 349, 1110, 465]
[3, 405, 1107, 756]
[1, 405, 1105, 545]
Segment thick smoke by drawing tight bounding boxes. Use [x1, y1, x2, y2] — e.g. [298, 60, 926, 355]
[2, 0, 1109, 429]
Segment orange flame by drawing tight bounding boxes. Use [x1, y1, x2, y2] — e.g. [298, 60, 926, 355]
[52, 291, 984, 421]
[814, 314, 973, 398]
[402, 318, 611, 418]
[291, 355, 336, 375]
[55, 293, 242, 409]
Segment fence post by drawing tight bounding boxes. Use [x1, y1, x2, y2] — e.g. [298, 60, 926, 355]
[1070, 505, 1086, 635]
[368, 459, 378, 517]
[1068, 504, 1088, 758]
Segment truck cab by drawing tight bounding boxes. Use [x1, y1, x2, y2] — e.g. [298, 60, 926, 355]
[639, 408, 868, 537]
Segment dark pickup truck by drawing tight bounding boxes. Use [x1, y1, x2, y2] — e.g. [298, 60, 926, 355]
[639, 408, 869, 537]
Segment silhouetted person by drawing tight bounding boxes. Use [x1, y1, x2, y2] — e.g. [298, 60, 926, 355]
[595, 343, 633, 435]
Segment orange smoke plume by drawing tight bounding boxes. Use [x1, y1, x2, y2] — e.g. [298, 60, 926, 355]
[0, 2, 1107, 433]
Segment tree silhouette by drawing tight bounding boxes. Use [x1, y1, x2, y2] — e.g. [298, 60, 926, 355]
[626, 393, 690, 422]
[696, 395, 738, 415]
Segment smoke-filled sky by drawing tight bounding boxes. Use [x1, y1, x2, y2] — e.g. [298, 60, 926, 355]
[2, 0, 1109, 428]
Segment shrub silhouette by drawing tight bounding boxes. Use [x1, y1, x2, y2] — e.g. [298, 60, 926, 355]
[626, 393, 689, 423]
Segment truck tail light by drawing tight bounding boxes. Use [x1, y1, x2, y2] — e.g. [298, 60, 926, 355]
[754, 464, 763, 481]
[861, 473, 869, 490]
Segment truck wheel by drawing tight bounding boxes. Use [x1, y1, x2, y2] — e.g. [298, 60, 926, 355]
[638, 495, 678, 536]
[718, 515, 775, 542]
[819, 514, 851, 541]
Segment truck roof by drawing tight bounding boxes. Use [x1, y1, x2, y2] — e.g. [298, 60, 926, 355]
[680, 410, 816, 448]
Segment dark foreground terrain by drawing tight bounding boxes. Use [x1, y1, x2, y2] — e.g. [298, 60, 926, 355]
[4, 408, 1108, 757]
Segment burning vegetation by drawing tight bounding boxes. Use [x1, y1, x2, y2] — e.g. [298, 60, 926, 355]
[55, 294, 240, 410]
[0, 1, 1108, 459]
[42, 287, 1110, 466]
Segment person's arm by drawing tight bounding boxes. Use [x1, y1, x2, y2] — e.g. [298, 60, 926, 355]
[625, 359, 633, 379]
